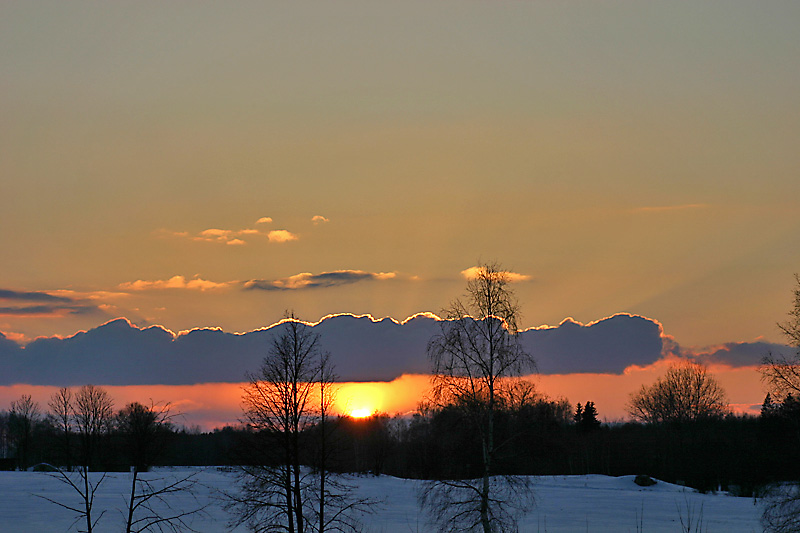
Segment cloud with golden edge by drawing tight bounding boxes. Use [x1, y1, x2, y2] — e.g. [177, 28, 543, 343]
[164, 221, 299, 246]
[267, 230, 299, 243]
[119, 275, 233, 292]
[245, 270, 396, 291]
[460, 266, 532, 283]
[312, 215, 330, 224]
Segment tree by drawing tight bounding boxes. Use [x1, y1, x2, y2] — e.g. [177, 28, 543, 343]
[422, 261, 536, 533]
[48, 387, 74, 471]
[117, 401, 205, 533]
[762, 484, 800, 533]
[761, 276, 800, 531]
[42, 384, 115, 533]
[762, 274, 800, 400]
[73, 384, 114, 470]
[627, 362, 727, 424]
[576, 401, 600, 432]
[229, 313, 372, 533]
[9, 394, 41, 470]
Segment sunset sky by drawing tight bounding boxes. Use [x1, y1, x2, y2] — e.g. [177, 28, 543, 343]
[2, 2, 799, 427]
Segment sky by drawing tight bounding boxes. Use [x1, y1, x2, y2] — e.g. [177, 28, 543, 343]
[2, 2, 799, 427]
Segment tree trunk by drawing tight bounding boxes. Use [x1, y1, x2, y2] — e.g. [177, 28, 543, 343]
[126, 467, 138, 533]
[83, 466, 93, 533]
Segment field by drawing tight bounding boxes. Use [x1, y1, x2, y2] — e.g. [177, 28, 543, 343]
[0, 468, 763, 532]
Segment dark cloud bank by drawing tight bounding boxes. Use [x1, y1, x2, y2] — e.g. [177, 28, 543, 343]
[0, 314, 790, 386]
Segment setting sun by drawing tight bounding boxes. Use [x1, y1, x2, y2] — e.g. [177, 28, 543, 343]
[348, 408, 373, 419]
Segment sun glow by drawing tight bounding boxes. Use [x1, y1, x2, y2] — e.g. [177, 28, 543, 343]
[348, 408, 373, 419]
[335, 382, 385, 418]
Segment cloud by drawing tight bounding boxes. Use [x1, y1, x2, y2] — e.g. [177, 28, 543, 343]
[460, 266, 532, 283]
[0, 304, 98, 317]
[0, 313, 684, 385]
[245, 270, 396, 291]
[667, 339, 794, 368]
[119, 275, 233, 292]
[161, 220, 301, 245]
[632, 204, 709, 214]
[0, 289, 73, 303]
[0, 288, 105, 318]
[312, 215, 329, 224]
[49, 290, 129, 301]
[194, 228, 250, 244]
[267, 230, 299, 243]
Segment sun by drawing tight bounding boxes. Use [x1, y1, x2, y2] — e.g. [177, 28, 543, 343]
[349, 407, 373, 419]
[335, 382, 386, 419]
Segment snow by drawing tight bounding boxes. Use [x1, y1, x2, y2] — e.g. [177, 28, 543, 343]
[0, 469, 763, 532]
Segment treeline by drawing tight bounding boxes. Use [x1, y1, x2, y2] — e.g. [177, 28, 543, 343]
[3, 388, 800, 496]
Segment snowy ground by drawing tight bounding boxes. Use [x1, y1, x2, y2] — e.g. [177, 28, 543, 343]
[0, 468, 763, 532]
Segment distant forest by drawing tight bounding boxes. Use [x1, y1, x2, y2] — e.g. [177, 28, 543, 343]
[3, 388, 800, 497]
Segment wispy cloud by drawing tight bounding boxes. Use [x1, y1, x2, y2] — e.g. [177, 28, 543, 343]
[312, 215, 329, 225]
[119, 275, 234, 292]
[245, 270, 396, 291]
[255, 217, 273, 224]
[0, 289, 73, 303]
[460, 266, 532, 283]
[632, 203, 709, 214]
[0, 288, 104, 317]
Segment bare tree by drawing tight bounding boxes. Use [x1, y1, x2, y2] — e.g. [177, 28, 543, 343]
[9, 394, 41, 470]
[74, 384, 114, 470]
[228, 313, 373, 533]
[229, 314, 322, 533]
[42, 384, 115, 533]
[117, 401, 206, 533]
[760, 274, 800, 532]
[422, 261, 536, 533]
[307, 353, 375, 533]
[48, 387, 74, 470]
[627, 362, 727, 424]
[762, 273, 800, 399]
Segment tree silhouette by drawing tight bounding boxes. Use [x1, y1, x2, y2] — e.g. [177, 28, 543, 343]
[628, 362, 727, 424]
[762, 274, 800, 400]
[422, 261, 536, 532]
[228, 313, 373, 533]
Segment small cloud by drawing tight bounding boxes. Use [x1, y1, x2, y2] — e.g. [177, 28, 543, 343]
[0, 304, 98, 317]
[119, 275, 233, 292]
[199, 228, 232, 238]
[632, 203, 708, 214]
[267, 230, 299, 243]
[1, 330, 29, 344]
[50, 290, 129, 301]
[245, 270, 396, 291]
[0, 288, 73, 303]
[460, 266, 532, 282]
[165, 222, 299, 245]
[0, 288, 123, 319]
[312, 215, 330, 225]
[194, 228, 237, 244]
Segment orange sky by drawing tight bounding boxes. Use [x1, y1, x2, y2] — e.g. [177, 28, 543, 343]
[0, 3, 798, 424]
[0, 362, 766, 431]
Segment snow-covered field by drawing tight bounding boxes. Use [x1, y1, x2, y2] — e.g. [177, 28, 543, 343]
[0, 469, 763, 532]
